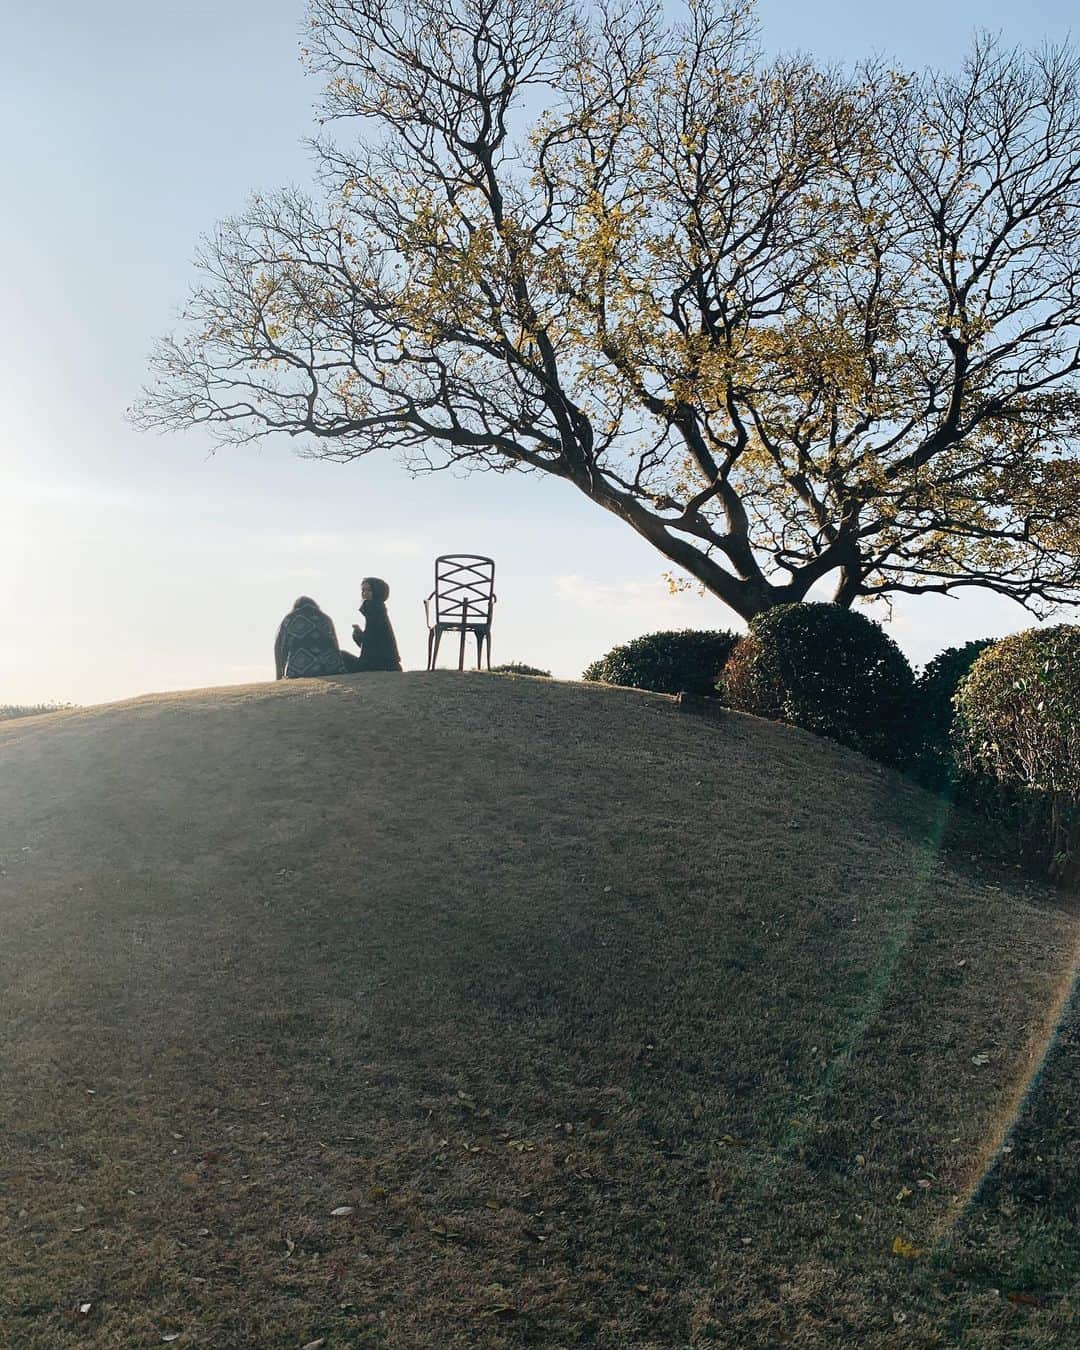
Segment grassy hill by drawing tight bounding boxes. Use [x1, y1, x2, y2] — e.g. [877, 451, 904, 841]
[1, 674, 1077, 1348]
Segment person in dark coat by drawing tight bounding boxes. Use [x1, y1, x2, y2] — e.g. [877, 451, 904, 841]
[341, 576, 402, 672]
[274, 596, 345, 679]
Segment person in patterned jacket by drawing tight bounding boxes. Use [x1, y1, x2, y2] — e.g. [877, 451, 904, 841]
[274, 596, 346, 679]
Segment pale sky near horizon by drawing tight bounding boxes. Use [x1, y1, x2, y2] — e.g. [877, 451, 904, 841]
[2, 0, 1077, 707]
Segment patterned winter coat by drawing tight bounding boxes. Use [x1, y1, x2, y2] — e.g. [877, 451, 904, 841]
[274, 597, 345, 679]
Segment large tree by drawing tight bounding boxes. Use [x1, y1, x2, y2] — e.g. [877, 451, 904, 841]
[134, 0, 1080, 621]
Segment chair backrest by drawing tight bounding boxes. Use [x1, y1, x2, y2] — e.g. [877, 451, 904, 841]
[433, 555, 495, 626]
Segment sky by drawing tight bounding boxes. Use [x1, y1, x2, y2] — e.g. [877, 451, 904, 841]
[1, 0, 1077, 706]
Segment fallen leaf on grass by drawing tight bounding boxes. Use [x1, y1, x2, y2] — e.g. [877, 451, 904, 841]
[1005, 1292, 1042, 1308]
[972, 1053, 992, 1066]
[302, 1340, 327, 1349]
[330, 1206, 354, 1217]
[77, 1303, 92, 1316]
[895, 1186, 913, 1202]
[891, 1236, 923, 1259]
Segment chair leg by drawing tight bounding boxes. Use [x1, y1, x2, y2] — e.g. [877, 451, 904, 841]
[458, 627, 467, 671]
[431, 629, 443, 669]
[427, 629, 435, 671]
[474, 631, 483, 670]
[484, 629, 491, 670]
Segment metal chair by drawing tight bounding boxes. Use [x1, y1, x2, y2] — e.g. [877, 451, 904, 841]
[425, 555, 496, 671]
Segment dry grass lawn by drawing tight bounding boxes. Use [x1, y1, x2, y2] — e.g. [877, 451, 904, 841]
[0, 673, 1077, 1347]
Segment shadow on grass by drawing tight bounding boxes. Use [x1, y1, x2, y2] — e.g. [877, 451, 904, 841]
[956, 968, 1080, 1269]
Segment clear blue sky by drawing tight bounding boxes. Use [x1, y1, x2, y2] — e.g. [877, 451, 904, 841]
[1, 0, 1076, 705]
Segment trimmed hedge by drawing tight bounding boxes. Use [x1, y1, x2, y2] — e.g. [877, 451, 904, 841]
[583, 629, 740, 699]
[489, 663, 551, 677]
[911, 639, 997, 789]
[0, 703, 74, 721]
[721, 603, 915, 765]
[953, 625, 1080, 884]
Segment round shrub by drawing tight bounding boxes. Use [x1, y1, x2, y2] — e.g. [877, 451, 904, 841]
[489, 662, 551, 677]
[720, 633, 781, 716]
[583, 629, 740, 699]
[721, 603, 915, 765]
[953, 625, 1080, 882]
[912, 639, 997, 789]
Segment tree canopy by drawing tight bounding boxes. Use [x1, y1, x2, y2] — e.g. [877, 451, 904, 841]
[134, 0, 1080, 620]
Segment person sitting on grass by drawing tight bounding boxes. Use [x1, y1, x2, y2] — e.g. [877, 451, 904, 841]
[274, 596, 345, 679]
[341, 576, 402, 673]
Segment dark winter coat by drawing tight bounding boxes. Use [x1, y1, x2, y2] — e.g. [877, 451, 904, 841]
[352, 593, 402, 672]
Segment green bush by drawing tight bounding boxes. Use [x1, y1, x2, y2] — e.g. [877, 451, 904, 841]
[953, 625, 1080, 884]
[489, 662, 551, 677]
[721, 603, 915, 765]
[911, 640, 997, 789]
[0, 703, 74, 721]
[583, 629, 740, 699]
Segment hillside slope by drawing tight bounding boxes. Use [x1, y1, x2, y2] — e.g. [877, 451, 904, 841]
[1, 674, 1077, 1347]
